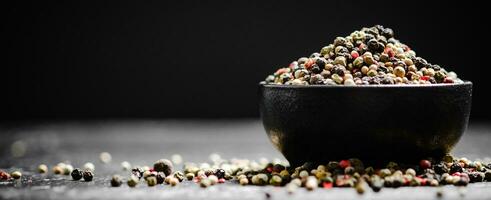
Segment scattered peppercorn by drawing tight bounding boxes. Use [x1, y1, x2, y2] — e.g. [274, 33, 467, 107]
[127, 175, 139, 187]
[83, 170, 94, 182]
[110, 175, 123, 187]
[147, 176, 157, 187]
[11, 171, 22, 179]
[71, 168, 83, 181]
[99, 152, 112, 164]
[154, 159, 173, 176]
[38, 164, 48, 174]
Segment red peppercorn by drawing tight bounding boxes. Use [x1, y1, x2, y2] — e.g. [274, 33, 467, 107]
[305, 59, 315, 69]
[351, 51, 359, 59]
[419, 160, 431, 169]
[0, 170, 11, 180]
[384, 47, 395, 57]
[218, 178, 225, 183]
[417, 177, 427, 186]
[275, 68, 288, 75]
[339, 160, 351, 169]
[443, 77, 454, 83]
[420, 76, 430, 81]
[323, 182, 333, 189]
[452, 172, 461, 177]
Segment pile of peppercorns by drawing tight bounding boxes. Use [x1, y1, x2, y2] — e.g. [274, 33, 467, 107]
[263, 25, 463, 85]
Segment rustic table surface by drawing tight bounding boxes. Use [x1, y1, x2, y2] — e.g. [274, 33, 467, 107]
[1, 120, 491, 200]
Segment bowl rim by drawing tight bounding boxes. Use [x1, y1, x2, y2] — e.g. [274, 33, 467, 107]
[259, 81, 472, 88]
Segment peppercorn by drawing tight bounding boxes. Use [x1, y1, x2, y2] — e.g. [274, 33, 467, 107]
[169, 177, 179, 186]
[63, 164, 73, 176]
[239, 177, 249, 185]
[186, 173, 195, 181]
[305, 176, 318, 190]
[153, 159, 173, 176]
[213, 169, 224, 179]
[484, 171, 491, 181]
[111, 175, 123, 187]
[173, 171, 185, 182]
[83, 170, 94, 182]
[131, 168, 144, 179]
[468, 172, 484, 183]
[53, 166, 63, 175]
[393, 66, 405, 78]
[0, 170, 11, 180]
[11, 171, 22, 179]
[269, 175, 282, 186]
[200, 178, 212, 188]
[334, 37, 347, 47]
[450, 162, 463, 174]
[83, 162, 95, 172]
[121, 161, 131, 171]
[344, 167, 355, 175]
[99, 152, 112, 164]
[126, 175, 139, 188]
[71, 168, 83, 181]
[420, 160, 432, 169]
[38, 164, 48, 174]
[147, 176, 157, 187]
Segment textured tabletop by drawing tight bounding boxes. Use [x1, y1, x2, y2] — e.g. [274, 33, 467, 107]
[1, 120, 491, 200]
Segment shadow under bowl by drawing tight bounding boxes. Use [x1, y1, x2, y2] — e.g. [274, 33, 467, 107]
[258, 82, 472, 167]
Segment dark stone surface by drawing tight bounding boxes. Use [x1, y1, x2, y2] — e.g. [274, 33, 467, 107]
[1, 120, 491, 200]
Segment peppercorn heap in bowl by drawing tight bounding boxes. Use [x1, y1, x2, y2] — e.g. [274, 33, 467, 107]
[262, 25, 462, 86]
[258, 25, 472, 166]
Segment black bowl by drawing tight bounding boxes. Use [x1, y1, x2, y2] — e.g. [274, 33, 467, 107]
[258, 82, 472, 166]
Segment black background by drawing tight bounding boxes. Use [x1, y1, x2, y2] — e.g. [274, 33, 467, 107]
[3, 1, 490, 121]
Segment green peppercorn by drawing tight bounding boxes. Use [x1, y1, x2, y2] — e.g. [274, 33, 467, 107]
[127, 175, 139, 187]
[147, 176, 157, 187]
[200, 178, 212, 188]
[38, 164, 48, 174]
[111, 175, 123, 187]
[334, 56, 347, 66]
[63, 164, 73, 176]
[11, 171, 21, 179]
[269, 175, 282, 186]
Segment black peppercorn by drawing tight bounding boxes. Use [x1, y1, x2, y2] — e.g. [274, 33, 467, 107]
[215, 169, 226, 179]
[450, 162, 463, 174]
[71, 168, 83, 181]
[83, 170, 94, 182]
[468, 172, 484, 183]
[154, 159, 173, 176]
[433, 163, 448, 174]
[156, 172, 166, 184]
[315, 58, 326, 69]
[381, 28, 394, 38]
[367, 39, 379, 51]
[273, 164, 286, 173]
[311, 64, 322, 74]
[131, 168, 144, 179]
